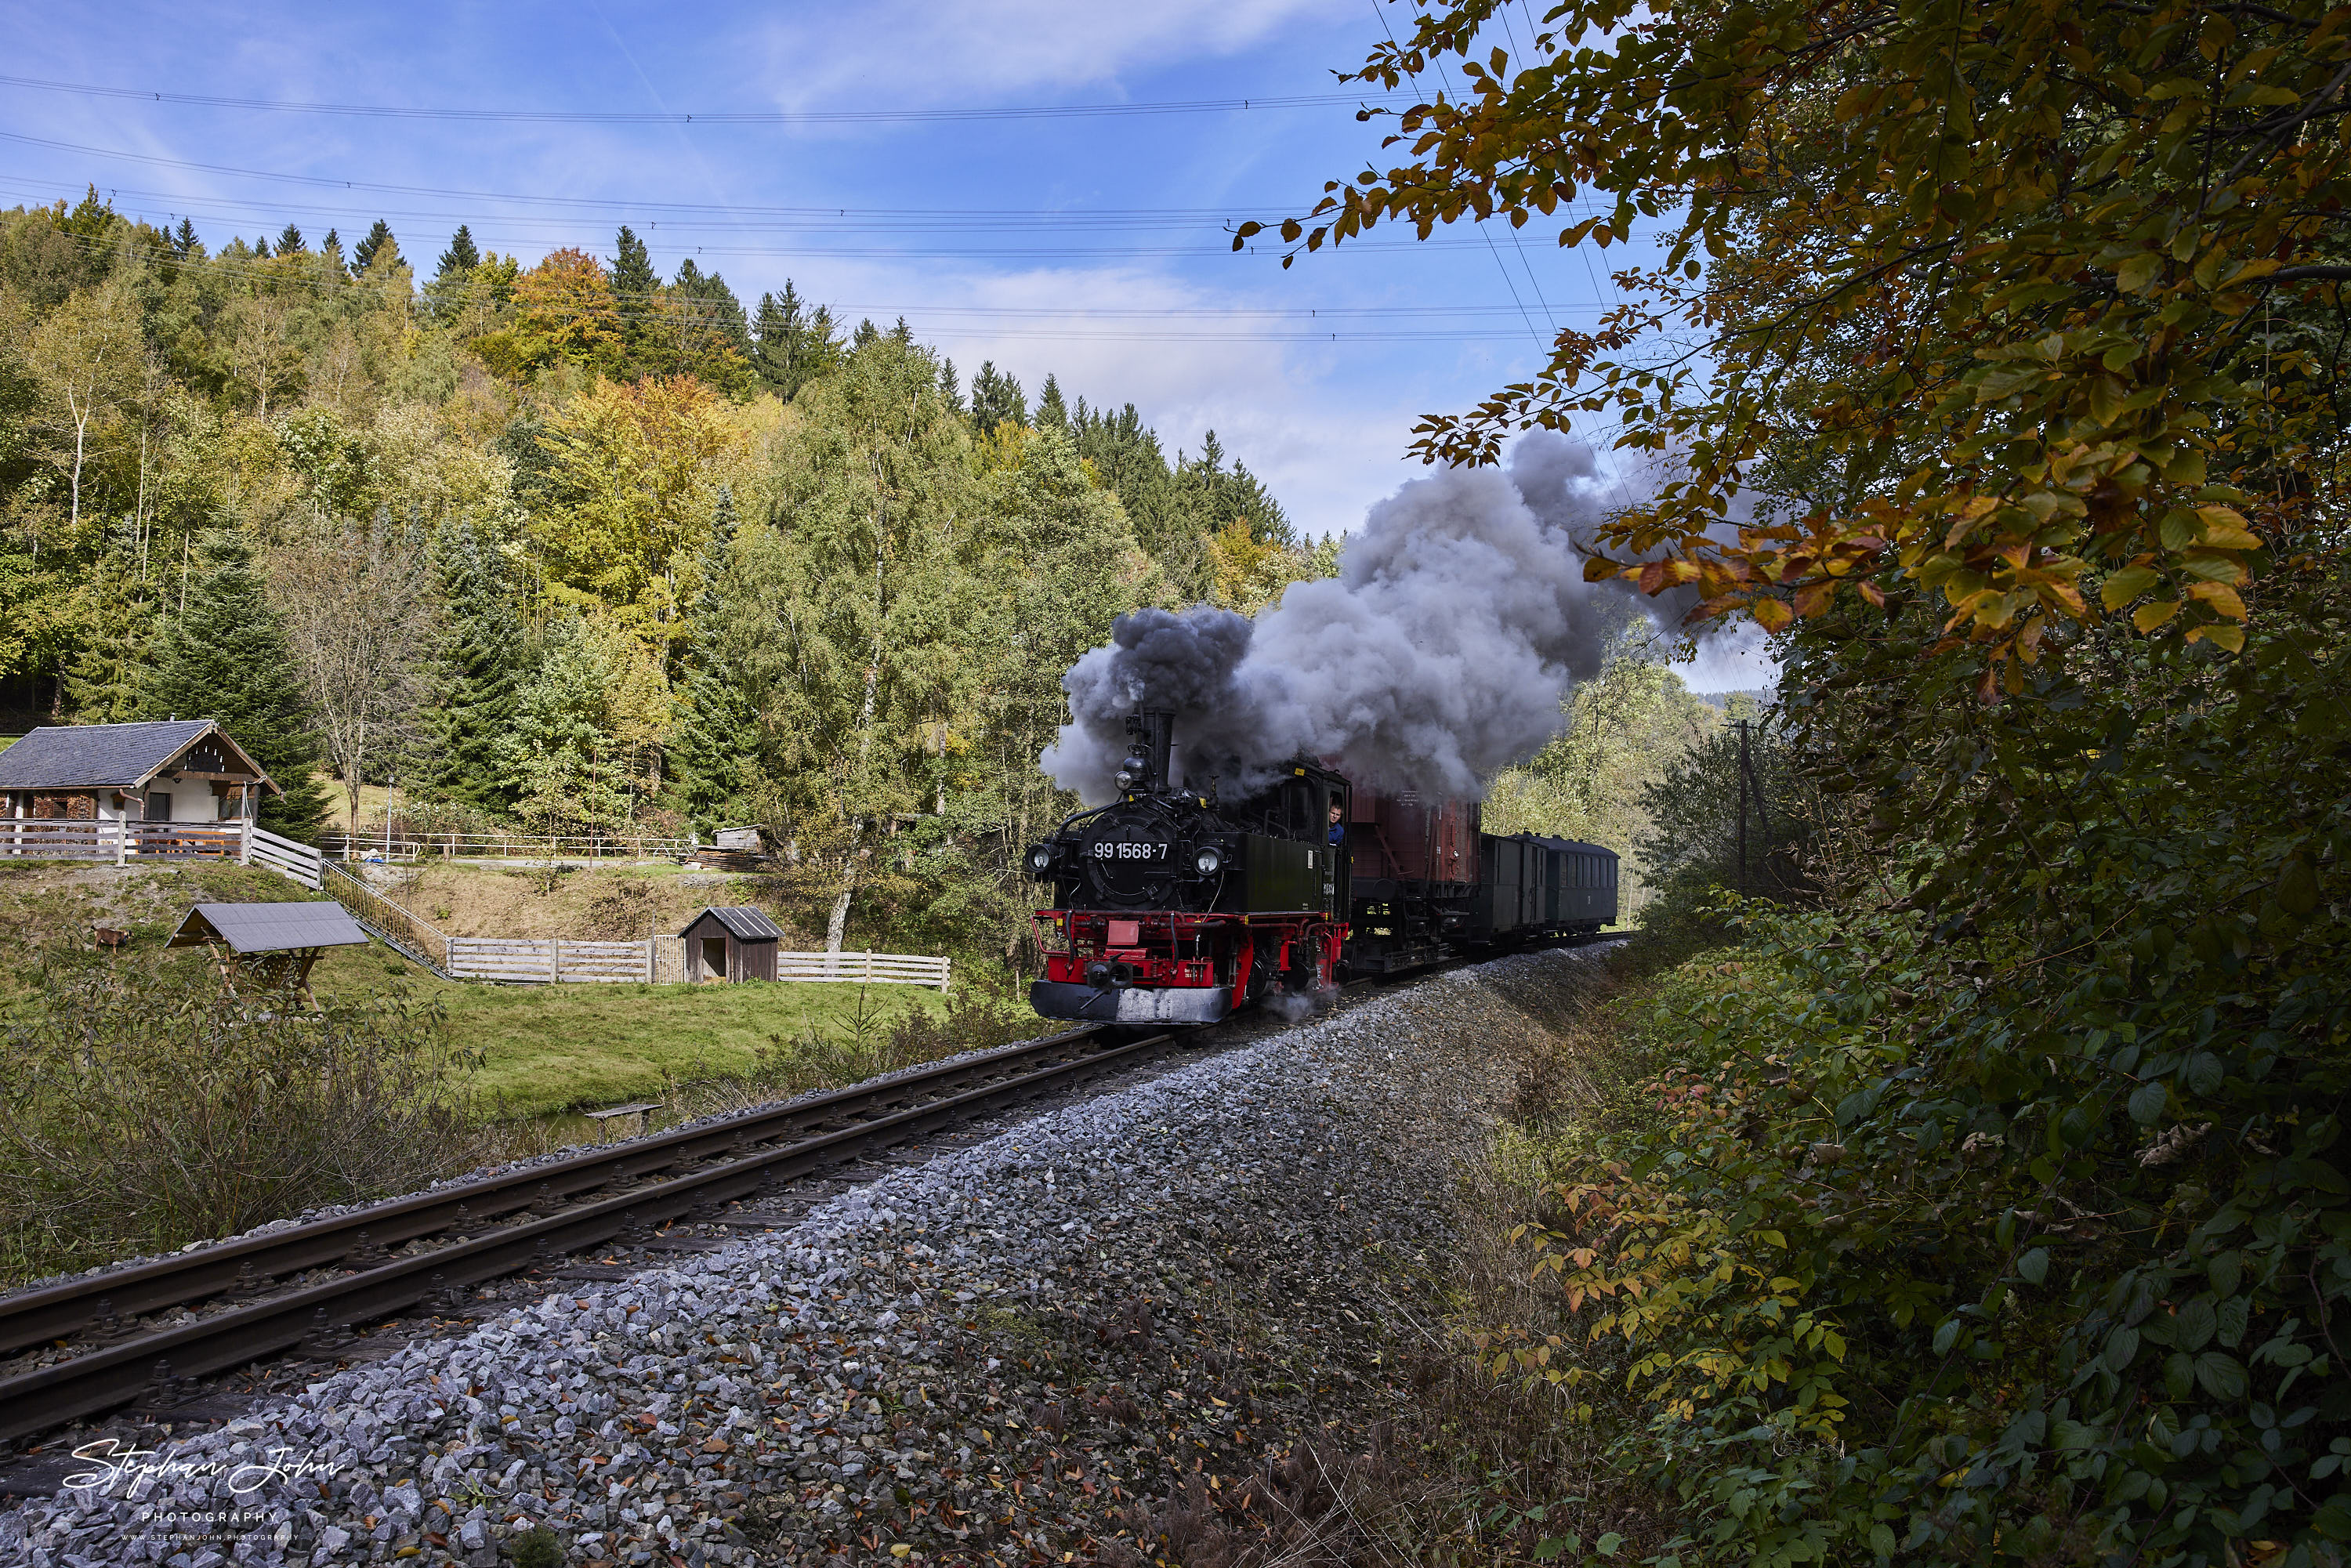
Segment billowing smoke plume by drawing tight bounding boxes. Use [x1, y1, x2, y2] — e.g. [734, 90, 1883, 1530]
[1043, 432, 1668, 806]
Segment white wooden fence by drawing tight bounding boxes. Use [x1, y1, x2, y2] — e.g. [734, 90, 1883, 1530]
[0, 820, 323, 889]
[775, 950, 953, 989]
[449, 938, 657, 984]
[447, 936, 951, 990]
[321, 831, 697, 865]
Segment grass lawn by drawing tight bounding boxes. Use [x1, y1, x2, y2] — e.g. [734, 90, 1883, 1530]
[429, 975, 951, 1117]
[0, 861, 1012, 1124]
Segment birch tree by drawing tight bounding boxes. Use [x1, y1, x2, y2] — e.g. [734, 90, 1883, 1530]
[20, 277, 144, 547]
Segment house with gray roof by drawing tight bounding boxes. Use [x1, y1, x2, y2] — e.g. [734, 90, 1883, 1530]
[0, 720, 278, 826]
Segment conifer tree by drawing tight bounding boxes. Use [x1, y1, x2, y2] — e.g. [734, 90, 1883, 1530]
[436, 225, 480, 281]
[751, 282, 840, 400]
[252, 235, 270, 259]
[170, 218, 199, 258]
[937, 357, 965, 415]
[969, 361, 1026, 433]
[852, 317, 880, 350]
[136, 531, 329, 838]
[1035, 374, 1069, 432]
[421, 521, 523, 811]
[64, 521, 158, 722]
[320, 230, 347, 276]
[668, 260, 755, 391]
[667, 488, 758, 828]
[276, 223, 306, 255]
[353, 219, 399, 273]
[609, 225, 661, 371]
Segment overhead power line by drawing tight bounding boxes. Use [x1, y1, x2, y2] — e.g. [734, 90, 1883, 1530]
[31, 230, 1555, 343]
[0, 73, 1411, 125]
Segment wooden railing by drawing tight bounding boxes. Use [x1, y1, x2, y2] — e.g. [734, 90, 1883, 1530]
[775, 950, 952, 990]
[0, 821, 119, 860]
[447, 938, 654, 984]
[245, 826, 323, 889]
[443, 936, 950, 989]
[321, 862, 450, 974]
[0, 820, 322, 889]
[321, 831, 697, 864]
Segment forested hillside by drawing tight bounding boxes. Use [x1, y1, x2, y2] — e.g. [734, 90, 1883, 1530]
[0, 188, 1324, 960]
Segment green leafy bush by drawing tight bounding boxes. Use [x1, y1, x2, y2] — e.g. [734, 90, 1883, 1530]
[0, 967, 479, 1284]
[1493, 889, 2351, 1566]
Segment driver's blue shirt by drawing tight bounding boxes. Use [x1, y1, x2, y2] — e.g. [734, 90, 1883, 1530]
[1328, 822, 1346, 846]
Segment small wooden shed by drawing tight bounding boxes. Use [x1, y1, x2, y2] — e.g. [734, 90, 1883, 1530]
[168, 900, 371, 1007]
[679, 906, 781, 983]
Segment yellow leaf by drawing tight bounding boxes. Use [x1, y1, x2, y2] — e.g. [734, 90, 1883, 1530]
[2195, 506, 2261, 550]
[2187, 580, 2247, 617]
[1751, 597, 1795, 633]
[2100, 565, 2159, 609]
[2088, 375, 2126, 425]
[2116, 252, 2163, 292]
[2135, 600, 2182, 632]
[2182, 551, 2247, 584]
[2186, 623, 2247, 652]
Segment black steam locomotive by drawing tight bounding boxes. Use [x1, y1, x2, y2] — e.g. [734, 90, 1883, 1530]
[1024, 711, 1618, 1025]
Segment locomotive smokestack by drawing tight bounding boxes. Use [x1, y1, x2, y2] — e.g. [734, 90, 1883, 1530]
[1118, 708, 1176, 794]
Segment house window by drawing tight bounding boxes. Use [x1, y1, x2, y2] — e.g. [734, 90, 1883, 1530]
[145, 793, 172, 822]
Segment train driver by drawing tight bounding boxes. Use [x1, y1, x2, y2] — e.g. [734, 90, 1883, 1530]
[1328, 800, 1346, 848]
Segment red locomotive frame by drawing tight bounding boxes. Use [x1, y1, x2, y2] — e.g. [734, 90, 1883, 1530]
[1032, 908, 1346, 1017]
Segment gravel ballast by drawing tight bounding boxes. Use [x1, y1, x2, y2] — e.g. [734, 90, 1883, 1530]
[1, 947, 1603, 1567]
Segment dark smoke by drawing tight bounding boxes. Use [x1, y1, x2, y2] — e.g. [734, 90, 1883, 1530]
[1044, 433, 1679, 805]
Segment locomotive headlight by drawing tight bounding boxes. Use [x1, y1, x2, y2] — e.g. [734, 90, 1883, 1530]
[1114, 770, 1135, 790]
[1025, 843, 1054, 875]
[1194, 846, 1223, 875]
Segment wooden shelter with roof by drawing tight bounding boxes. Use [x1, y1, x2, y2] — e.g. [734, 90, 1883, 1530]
[678, 906, 782, 983]
[0, 720, 277, 825]
[169, 901, 371, 1008]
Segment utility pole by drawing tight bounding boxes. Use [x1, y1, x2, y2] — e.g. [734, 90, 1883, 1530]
[1737, 719, 1749, 899]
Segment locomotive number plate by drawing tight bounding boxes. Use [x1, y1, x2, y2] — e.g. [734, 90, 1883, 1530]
[1089, 841, 1169, 860]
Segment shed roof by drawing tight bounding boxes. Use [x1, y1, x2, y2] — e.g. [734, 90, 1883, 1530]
[168, 901, 371, 954]
[679, 906, 784, 942]
[0, 720, 277, 793]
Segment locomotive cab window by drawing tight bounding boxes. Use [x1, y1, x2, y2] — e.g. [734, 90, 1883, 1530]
[1284, 780, 1317, 838]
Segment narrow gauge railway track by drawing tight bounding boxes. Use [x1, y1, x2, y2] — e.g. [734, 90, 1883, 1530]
[0, 1023, 1169, 1448]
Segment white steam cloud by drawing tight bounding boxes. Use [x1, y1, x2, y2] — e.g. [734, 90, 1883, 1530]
[1043, 432, 1678, 806]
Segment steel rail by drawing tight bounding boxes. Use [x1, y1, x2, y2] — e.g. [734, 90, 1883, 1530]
[0, 1027, 1172, 1443]
[0, 1026, 1112, 1360]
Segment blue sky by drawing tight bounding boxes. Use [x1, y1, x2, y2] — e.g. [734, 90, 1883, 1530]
[1, 0, 1772, 687]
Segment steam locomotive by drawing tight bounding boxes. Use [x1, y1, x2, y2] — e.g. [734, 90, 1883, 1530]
[1023, 710, 1619, 1025]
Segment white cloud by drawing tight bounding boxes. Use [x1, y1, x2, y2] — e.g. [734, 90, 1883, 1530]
[1669, 620, 1780, 693]
[795, 260, 1424, 540]
[759, 0, 1353, 105]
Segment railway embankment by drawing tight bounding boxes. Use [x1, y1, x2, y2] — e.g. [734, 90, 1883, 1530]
[0, 946, 1609, 1567]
